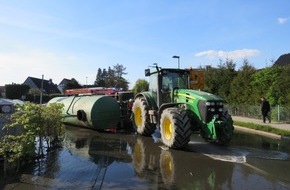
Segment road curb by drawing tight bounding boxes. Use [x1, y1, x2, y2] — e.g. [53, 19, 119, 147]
[234, 125, 282, 140]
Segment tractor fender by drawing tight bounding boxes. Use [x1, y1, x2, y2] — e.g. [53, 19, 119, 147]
[134, 92, 159, 124]
[159, 103, 185, 121]
[134, 92, 158, 110]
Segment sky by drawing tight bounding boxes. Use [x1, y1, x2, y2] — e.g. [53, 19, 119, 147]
[0, 0, 289, 89]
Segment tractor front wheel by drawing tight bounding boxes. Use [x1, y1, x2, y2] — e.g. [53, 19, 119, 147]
[160, 108, 192, 149]
[216, 111, 234, 145]
[132, 97, 156, 136]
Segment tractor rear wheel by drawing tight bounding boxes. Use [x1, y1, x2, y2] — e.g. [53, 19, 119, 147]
[132, 97, 156, 136]
[160, 108, 192, 149]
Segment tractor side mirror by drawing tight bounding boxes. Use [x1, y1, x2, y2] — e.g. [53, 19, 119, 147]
[145, 69, 150, 76]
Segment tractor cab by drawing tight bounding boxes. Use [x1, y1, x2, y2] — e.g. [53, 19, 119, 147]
[145, 68, 189, 107]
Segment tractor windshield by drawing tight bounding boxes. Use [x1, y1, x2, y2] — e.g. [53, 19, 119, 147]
[162, 71, 188, 90]
[148, 69, 189, 106]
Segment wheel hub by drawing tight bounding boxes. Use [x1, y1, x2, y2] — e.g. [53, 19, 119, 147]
[134, 107, 142, 127]
[164, 117, 173, 140]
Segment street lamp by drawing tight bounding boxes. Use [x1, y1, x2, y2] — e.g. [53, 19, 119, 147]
[172, 55, 180, 68]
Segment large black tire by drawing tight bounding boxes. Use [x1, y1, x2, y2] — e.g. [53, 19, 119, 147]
[216, 111, 234, 145]
[132, 97, 156, 136]
[160, 108, 192, 149]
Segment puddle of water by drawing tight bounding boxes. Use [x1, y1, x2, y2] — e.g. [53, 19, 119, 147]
[1, 125, 290, 190]
[203, 154, 247, 163]
[187, 130, 290, 164]
[196, 145, 290, 164]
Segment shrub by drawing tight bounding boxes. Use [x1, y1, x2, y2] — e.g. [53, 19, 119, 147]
[0, 102, 64, 163]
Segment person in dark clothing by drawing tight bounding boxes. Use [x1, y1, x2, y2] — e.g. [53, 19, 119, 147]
[261, 97, 271, 123]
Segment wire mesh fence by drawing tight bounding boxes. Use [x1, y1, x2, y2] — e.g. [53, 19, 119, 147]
[226, 104, 290, 123]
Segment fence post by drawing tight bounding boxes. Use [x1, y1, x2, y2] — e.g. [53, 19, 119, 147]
[278, 105, 280, 121]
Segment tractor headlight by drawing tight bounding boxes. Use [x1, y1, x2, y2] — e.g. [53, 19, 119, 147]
[218, 102, 223, 106]
[218, 108, 223, 112]
[210, 108, 215, 112]
[206, 102, 216, 106]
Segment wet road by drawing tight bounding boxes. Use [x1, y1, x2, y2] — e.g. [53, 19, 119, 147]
[1, 125, 290, 190]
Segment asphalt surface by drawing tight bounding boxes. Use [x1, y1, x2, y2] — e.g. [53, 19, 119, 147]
[232, 115, 290, 131]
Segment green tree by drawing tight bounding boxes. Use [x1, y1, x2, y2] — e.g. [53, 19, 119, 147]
[94, 64, 129, 90]
[106, 66, 115, 87]
[95, 68, 106, 87]
[64, 78, 82, 90]
[266, 65, 290, 106]
[204, 59, 237, 102]
[27, 88, 42, 103]
[217, 59, 237, 102]
[29, 88, 41, 95]
[204, 58, 289, 111]
[228, 59, 256, 105]
[114, 63, 127, 78]
[101, 68, 108, 86]
[5, 84, 30, 100]
[115, 77, 129, 90]
[132, 79, 149, 94]
[113, 63, 129, 90]
[0, 102, 64, 163]
[204, 66, 220, 94]
[250, 67, 281, 105]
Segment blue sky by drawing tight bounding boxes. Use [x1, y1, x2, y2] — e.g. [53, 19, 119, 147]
[0, 0, 289, 89]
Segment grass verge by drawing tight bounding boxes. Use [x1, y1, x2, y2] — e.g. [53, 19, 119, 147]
[233, 121, 290, 137]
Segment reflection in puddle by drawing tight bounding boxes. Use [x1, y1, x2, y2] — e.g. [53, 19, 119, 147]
[132, 137, 176, 188]
[1, 126, 290, 190]
[159, 150, 175, 186]
[132, 138, 146, 174]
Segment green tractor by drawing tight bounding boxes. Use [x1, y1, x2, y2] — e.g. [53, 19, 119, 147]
[132, 66, 234, 149]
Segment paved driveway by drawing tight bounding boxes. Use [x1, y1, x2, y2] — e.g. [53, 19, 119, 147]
[232, 115, 290, 131]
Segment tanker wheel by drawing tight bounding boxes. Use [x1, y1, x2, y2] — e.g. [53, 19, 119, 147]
[132, 97, 156, 136]
[160, 108, 192, 149]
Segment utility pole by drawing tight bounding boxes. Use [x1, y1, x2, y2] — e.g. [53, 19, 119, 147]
[40, 75, 44, 104]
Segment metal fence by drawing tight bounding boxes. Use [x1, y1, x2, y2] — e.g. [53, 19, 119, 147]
[226, 104, 290, 123]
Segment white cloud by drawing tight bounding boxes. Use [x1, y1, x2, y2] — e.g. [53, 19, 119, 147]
[0, 49, 81, 85]
[278, 17, 289, 25]
[0, 47, 115, 86]
[194, 49, 261, 60]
